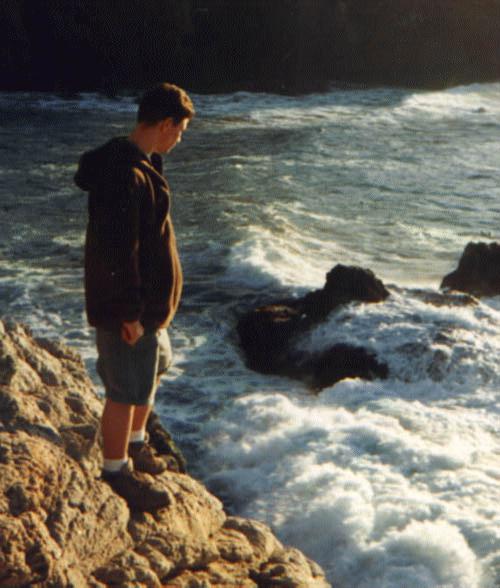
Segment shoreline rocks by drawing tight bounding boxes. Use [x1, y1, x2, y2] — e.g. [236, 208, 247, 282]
[441, 242, 500, 297]
[0, 320, 330, 587]
[237, 247, 494, 390]
[237, 265, 389, 389]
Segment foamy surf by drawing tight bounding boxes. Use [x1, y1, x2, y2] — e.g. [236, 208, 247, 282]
[196, 285, 500, 587]
[201, 380, 498, 586]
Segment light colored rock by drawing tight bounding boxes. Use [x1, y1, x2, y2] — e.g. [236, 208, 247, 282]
[257, 546, 331, 587]
[0, 321, 331, 587]
[223, 517, 283, 561]
[216, 527, 255, 563]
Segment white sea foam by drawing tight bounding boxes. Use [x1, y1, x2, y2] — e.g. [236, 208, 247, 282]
[224, 196, 399, 292]
[225, 214, 471, 292]
[226, 222, 340, 291]
[202, 381, 498, 586]
[297, 291, 500, 396]
[397, 83, 500, 119]
[200, 289, 500, 587]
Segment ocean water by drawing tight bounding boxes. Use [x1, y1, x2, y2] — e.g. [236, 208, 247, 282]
[1, 84, 500, 587]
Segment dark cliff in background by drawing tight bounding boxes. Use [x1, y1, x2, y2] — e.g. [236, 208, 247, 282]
[2, 0, 500, 94]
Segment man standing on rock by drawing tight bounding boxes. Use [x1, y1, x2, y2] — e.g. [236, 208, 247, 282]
[74, 83, 194, 511]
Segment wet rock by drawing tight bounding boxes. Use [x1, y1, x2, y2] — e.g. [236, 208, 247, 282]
[301, 264, 389, 320]
[237, 304, 305, 373]
[300, 344, 389, 390]
[0, 320, 330, 587]
[405, 287, 477, 307]
[238, 264, 389, 389]
[441, 242, 500, 297]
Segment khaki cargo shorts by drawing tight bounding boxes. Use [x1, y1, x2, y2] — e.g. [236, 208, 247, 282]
[96, 328, 172, 406]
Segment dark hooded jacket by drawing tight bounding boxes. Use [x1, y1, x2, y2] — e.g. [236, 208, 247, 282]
[74, 137, 183, 330]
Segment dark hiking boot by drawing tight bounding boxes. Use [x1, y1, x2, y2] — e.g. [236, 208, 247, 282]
[101, 461, 170, 512]
[129, 440, 168, 475]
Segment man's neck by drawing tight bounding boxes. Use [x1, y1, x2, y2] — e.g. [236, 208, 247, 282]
[128, 125, 156, 158]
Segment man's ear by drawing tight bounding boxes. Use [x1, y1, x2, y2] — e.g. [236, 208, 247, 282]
[159, 117, 175, 132]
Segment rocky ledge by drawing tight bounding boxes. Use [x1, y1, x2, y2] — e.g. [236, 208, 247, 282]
[0, 320, 329, 587]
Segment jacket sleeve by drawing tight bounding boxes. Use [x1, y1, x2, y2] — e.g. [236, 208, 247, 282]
[99, 170, 145, 323]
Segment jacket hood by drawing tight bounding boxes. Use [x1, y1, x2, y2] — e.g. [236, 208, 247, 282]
[74, 137, 162, 192]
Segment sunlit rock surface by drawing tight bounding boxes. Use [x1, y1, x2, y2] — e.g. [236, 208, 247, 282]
[0, 321, 330, 587]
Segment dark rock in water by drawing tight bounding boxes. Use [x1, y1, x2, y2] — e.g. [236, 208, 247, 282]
[237, 264, 389, 389]
[301, 265, 390, 319]
[400, 286, 477, 307]
[441, 242, 500, 297]
[236, 304, 304, 373]
[299, 344, 389, 391]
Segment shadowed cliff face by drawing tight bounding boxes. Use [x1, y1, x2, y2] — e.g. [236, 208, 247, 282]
[0, 320, 330, 587]
[1, 0, 500, 93]
[333, 0, 500, 87]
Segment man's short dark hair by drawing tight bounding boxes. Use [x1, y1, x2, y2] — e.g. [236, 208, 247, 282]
[137, 83, 195, 125]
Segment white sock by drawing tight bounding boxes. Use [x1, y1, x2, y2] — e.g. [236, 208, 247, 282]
[129, 429, 146, 444]
[103, 458, 128, 473]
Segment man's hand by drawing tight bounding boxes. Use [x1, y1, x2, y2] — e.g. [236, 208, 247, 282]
[121, 320, 144, 346]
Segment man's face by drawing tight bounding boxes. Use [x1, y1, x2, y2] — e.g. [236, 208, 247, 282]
[156, 117, 189, 153]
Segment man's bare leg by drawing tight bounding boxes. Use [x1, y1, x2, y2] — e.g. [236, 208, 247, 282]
[131, 404, 152, 439]
[100, 397, 169, 510]
[102, 398, 134, 460]
[130, 376, 161, 441]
